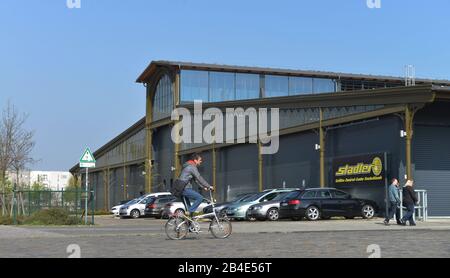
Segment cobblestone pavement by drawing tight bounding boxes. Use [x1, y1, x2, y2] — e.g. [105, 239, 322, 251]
[0, 216, 449, 258]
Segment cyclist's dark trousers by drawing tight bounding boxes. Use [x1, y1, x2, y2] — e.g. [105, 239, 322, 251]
[182, 188, 203, 214]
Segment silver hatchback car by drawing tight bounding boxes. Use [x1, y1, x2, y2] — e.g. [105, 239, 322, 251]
[247, 191, 296, 221]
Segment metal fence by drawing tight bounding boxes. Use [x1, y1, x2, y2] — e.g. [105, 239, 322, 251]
[0, 189, 95, 223]
[399, 189, 428, 222]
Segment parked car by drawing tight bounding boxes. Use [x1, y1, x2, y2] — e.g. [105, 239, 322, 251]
[111, 197, 142, 216]
[279, 188, 378, 221]
[161, 199, 211, 218]
[144, 195, 178, 218]
[202, 192, 257, 215]
[225, 188, 299, 220]
[247, 192, 293, 221]
[119, 192, 172, 219]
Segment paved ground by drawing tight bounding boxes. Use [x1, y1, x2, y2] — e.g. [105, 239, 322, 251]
[0, 216, 449, 258]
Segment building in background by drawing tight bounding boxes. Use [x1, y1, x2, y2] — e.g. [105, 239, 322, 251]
[6, 171, 72, 190]
[70, 61, 450, 217]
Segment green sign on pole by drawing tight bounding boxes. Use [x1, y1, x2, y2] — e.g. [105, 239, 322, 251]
[79, 148, 96, 168]
[79, 147, 96, 225]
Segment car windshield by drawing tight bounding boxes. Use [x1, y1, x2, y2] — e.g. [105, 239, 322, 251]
[232, 193, 256, 202]
[127, 199, 140, 205]
[245, 192, 267, 202]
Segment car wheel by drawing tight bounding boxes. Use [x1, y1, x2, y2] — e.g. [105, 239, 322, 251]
[305, 206, 320, 221]
[362, 204, 375, 219]
[131, 209, 140, 219]
[266, 208, 279, 221]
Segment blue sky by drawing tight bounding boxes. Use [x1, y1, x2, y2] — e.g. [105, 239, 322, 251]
[0, 0, 449, 171]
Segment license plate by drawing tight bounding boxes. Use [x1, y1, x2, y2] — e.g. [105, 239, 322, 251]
[281, 203, 288, 206]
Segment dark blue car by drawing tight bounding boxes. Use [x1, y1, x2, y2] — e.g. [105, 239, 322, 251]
[279, 188, 378, 221]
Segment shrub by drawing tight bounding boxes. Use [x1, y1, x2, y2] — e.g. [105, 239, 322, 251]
[0, 215, 13, 225]
[23, 208, 82, 225]
[0, 215, 25, 225]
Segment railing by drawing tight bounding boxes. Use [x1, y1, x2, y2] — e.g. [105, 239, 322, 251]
[399, 189, 428, 222]
[0, 188, 95, 224]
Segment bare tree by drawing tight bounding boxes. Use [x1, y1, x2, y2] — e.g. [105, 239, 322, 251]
[0, 101, 36, 189]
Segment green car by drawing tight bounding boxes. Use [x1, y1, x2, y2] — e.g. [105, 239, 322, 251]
[225, 188, 299, 220]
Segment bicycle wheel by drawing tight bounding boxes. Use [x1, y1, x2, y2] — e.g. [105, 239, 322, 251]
[165, 217, 189, 240]
[209, 217, 232, 239]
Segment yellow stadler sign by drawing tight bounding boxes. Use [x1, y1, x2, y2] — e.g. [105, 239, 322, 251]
[371, 157, 383, 176]
[333, 153, 386, 186]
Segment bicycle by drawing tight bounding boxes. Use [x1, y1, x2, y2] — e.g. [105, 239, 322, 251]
[165, 189, 232, 240]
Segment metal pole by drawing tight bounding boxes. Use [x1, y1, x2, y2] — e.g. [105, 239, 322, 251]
[28, 190, 31, 216]
[85, 167, 88, 225]
[91, 187, 95, 225]
[13, 185, 17, 225]
[75, 184, 78, 219]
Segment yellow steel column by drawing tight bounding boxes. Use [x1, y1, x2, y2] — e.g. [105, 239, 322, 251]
[106, 168, 110, 209]
[319, 108, 326, 188]
[123, 143, 127, 199]
[258, 141, 263, 192]
[174, 73, 181, 179]
[103, 170, 107, 211]
[123, 165, 127, 200]
[212, 143, 217, 199]
[145, 82, 153, 194]
[405, 105, 415, 180]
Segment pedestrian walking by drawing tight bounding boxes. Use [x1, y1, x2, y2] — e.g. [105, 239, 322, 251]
[384, 178, 402, 225]
[400, 180, 418, 226]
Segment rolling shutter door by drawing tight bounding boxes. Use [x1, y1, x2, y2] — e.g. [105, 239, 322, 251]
[413, 125, 450, 216]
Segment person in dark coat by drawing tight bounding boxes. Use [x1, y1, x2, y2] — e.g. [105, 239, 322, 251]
[400, 180, 418, 226]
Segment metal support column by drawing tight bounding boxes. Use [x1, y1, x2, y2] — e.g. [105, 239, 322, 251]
[212, 143, 217, 200]
[404, 105, 415, 180]
[258, 141, 263, 192]
[174, 72, 181, 179]
[103, 170, 108, 211]
[123, 165, 127, 200]
[145, 81, 154, 194]
[319, 108, 326, 188]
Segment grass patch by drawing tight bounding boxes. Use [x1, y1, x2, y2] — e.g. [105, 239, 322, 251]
[22, 208, 83, 225]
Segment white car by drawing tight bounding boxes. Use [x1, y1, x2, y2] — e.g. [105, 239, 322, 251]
[161, 199, 211, 218]
[111, 200, 134, 216]
[119, 192, 172, 219]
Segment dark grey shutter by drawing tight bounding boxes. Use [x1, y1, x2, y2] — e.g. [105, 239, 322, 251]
[413, 125, 450, 216]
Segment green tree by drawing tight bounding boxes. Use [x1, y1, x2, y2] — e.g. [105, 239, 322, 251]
[63, 176, 81, 204]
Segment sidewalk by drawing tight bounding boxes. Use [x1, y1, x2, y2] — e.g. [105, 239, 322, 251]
[93, 215, 450, 233]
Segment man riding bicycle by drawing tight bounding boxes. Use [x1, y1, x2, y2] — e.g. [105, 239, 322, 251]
[172, 153, 213, 217]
